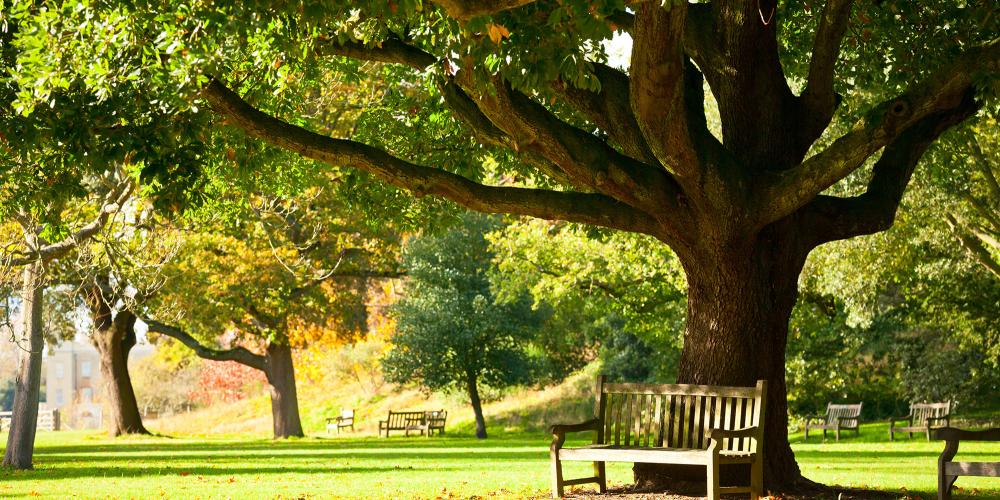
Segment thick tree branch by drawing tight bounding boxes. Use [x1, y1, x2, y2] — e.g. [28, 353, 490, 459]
[433, 0, 536, 20]
[802, 90, 979, 246]
[461, 73, 683, 222]
[629, 2, 701, 180]
[318, 37, 436, 70]
[203, 79, 664, 238]
[7, 182, 132, 267]
[763, 40, 1000, 224]
[799, 0, 854, 139]
[144, 319, 268, 372]
[946, 214, 1000, 280]
[552, 63, 658, 165]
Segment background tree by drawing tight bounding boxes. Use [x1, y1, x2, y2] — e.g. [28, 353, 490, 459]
[142, 184, 401, 438]
[9, 0, 1000, 487]
[488, 219, 687, 381]
[383, 212, 542, 439]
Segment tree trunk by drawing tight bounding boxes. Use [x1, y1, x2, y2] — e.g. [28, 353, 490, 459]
[466, 371, 487, 439]
[3, 262, 45, 470]
[264, 343, 304, 438]
[634, 222, 811, 491]
[92, 310, 148, 436]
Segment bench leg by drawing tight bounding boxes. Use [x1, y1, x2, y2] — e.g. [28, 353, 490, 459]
[939, 470, 957, 500]
[550, 452, 564, 498]
[593, 461, 606, 493]
[750, 457, 763, 500]
[835, 428, 841, 441]
[707, 456, 720, 500]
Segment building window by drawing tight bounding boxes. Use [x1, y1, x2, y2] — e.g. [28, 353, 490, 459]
[55, 362, 65, 379]
[81, 387, 93, 403]
[55, 388, 64, 406]
[81, 361, 92, 378]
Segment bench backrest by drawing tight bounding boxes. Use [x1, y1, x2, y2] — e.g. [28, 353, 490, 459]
[911, 402, 949, 425]
[595, 377, 766, 454]
[426, 410, 447, 426]
[341, 409, 355, 420]
[386, 410, 425, 428]
[824, 403, 862, 426]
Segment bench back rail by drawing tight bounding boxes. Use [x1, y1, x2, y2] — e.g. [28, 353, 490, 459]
[824, 403, 862, 428]
[912, 402, 950, 427]
[597, 380, 764, 453]
[384, 411, 425, 429]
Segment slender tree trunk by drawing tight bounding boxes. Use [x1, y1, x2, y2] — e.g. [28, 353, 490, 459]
[264, 343, 304, 438]
[466, 371, 487, 439]
[92, 311, 148, 436]
[3, 262, 45, 470]
[634, 222, 810, 491]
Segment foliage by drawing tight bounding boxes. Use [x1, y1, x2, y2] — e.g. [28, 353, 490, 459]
[383, 212, 542, 396]
[189, 360, 265, 406]
[488, 218, 686, 382]
[129, 346, 202, 415]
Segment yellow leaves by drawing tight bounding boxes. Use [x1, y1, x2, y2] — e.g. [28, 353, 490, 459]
[486, 23, 510, 44]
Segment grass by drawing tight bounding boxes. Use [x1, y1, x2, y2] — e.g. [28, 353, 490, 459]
[1, 422, 998, 499]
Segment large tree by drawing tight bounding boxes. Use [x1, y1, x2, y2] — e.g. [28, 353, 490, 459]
[8, 0, 1000, 488]
[383, 212, 541, 439]
[141, 188, 401, 438]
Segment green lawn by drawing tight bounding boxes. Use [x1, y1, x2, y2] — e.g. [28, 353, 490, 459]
[1, 423, 997, 499]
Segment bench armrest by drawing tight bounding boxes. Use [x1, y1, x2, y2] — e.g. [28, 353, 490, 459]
[888, 414, 912, 425]
[549, 418, 601, 436]
[549, 418, 600, 451]
[804, 415, 825, 425]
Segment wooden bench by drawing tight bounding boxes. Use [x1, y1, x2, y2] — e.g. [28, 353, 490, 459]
[934, 427, 1000, 500]
[378, 410, 429, 437]
[400, 410, 448, 436]
[890, 402, 950, 441]
[549, 376, 767, 499]
[426, 410, 447, 436]
[0, 409, 60, 432]
[804, 403, 861, 441]
[326, 409, 355, 434]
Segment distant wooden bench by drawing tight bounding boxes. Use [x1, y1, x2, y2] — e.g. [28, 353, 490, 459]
[0, 409, 60, 432]
[804, 403, 861, 441]
[326, 409, 355, 434]
[890, 402, 950, 441]
[425, 410, 447, 436]
[549, 376, 767, 500]
[378, 410, 425, 437]
[934, 427, 1000, 500]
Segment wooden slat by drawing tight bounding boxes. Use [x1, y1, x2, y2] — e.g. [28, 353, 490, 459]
[559, 445, 709, 465]
[603, 382, 759, 398]
[665, 395, 676, 448]
[613, 393, 623, 446]
[653, 394, 665, 447]
[712, 395, 723, 448]
[721, 398, 736, 450]
[944, 461, 1000, 477]
[603, 393, 614, 445]
[643, 394, 654, 447]
[690, 395, 702, 449]
[623, 393, 634, 446]
[702, 396, 715, 449]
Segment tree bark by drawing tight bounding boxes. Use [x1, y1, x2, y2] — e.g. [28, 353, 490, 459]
[264, 343, 304, 438]
[466, 371, 488, 439]
[91, 309, 148, 436]
[3, 262, 45, 470]
[635, 220, 810, 491]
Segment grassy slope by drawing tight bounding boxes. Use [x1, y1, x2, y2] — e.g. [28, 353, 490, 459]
[1, 369, 998, 499]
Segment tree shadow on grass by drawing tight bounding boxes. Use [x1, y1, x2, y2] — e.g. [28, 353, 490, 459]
[29, 434, 548, 456]
[0, 463, 467, 482]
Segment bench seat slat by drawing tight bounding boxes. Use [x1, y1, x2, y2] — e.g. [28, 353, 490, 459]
[944, 461, 1000, 477]
[559, 445, 756, 465]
